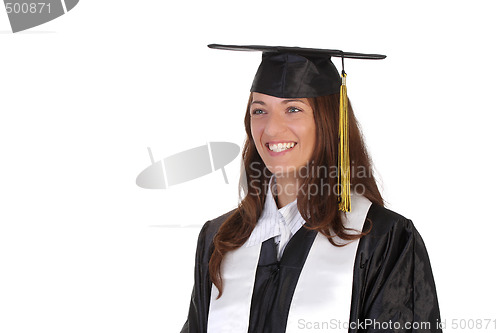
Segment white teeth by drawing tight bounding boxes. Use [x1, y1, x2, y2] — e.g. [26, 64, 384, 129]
[268, 142, 296, 152]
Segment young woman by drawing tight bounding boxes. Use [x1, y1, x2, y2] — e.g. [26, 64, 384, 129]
[181, 44, 442, 333]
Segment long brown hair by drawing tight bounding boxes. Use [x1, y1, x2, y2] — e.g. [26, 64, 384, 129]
[209, 93, 383, 298]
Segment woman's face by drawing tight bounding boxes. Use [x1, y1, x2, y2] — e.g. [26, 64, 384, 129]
[250, 92, 316, 176]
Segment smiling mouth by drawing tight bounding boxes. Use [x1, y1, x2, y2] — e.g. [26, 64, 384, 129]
[266, 142, 297, 153]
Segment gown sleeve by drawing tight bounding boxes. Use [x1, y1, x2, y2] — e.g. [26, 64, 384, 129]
[352, 209, 442, 333]
[180, 209, 235, 333]
[180, 221, 212, 333]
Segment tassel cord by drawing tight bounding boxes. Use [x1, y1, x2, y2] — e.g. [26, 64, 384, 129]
[338, 73, 351, 212]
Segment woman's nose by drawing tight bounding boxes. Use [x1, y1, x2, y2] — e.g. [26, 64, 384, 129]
[264, 113, 287, 136]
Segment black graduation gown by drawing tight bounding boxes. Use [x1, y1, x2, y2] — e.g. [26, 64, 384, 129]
[180, 203, 442, 333]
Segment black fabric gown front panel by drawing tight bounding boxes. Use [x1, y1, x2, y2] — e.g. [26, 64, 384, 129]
[248, 226, 317, 333]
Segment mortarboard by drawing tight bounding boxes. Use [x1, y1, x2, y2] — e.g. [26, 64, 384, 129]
[208, 44, 386, 212]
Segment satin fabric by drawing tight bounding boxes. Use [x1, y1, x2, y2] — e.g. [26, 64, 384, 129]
[286, 195, 372, 333]
[251, 53, 342, 98]
[206, 241, 262, 333]
[248, 229, 316, 332]
[348, 204, 442, 332]
[181, 204, 442, 333]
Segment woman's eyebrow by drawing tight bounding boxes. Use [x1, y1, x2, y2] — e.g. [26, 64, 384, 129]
[281, 99, 307, 105]
[251, 99, 307, 105]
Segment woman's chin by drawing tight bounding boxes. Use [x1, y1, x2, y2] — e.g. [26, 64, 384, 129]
[266, 164, 298, 177]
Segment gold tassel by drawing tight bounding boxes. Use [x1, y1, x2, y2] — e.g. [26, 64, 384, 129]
[338, 72, 351, 212]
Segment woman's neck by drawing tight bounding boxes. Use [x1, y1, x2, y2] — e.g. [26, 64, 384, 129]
[273, 175, 300, 209]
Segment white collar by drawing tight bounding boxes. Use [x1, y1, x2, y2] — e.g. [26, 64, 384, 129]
[245, 175, 306, 248]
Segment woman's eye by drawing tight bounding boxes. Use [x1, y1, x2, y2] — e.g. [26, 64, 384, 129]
[252, 109, 265, 115]
[288, 107, 301, 113]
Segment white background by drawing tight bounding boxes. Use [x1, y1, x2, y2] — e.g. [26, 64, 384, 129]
[1, 1, 499, 332]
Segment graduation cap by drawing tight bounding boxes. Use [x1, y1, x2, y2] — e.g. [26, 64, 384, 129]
[208, 44, 386, 212]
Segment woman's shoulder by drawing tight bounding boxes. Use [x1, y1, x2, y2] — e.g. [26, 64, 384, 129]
[365, 203, 417, 237]
[360, 203, 424, 255]
[197, 208, 237, 246]
[192, 209, 237, 264]
[357, 202, 436, 275]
